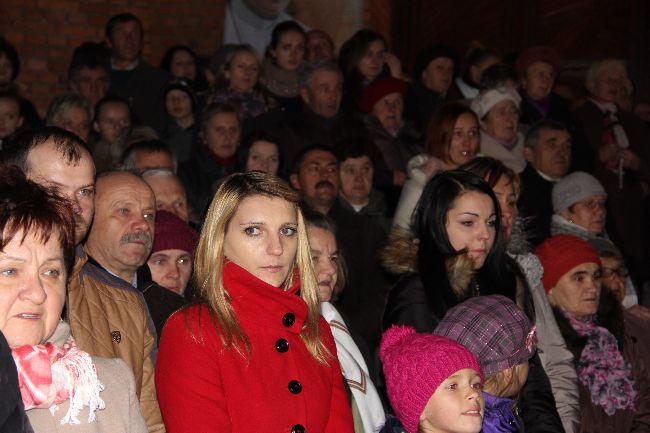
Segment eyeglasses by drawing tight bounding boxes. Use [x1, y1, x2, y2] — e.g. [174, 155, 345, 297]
[601, 267, 629, 278]
[577, 198, 606, 210]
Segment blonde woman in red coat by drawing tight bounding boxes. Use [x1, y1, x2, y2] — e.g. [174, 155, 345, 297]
[155, 171, 354, 433]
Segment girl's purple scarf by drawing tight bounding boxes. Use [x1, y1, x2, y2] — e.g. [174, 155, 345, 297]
[565, 312, 636, 415]
[481, 392, 521, 433]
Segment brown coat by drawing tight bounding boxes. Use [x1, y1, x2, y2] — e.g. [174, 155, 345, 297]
[67, 247, 164, 433]
[26, 323, 148, 433]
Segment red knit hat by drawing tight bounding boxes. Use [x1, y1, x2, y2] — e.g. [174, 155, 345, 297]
[359, 77, 407, 113]
[152, 210, 199, 257]
[380, 326, 482, 433]
[534, 235, 602, 293]
[516, 45, 560, 78]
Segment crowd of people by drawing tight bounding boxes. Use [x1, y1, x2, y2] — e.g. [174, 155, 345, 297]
[1, 8, 650, 433]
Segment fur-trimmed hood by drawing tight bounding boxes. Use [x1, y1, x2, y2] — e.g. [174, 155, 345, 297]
[381, 226, 476, 300]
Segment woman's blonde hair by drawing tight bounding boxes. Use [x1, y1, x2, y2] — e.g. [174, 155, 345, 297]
[193, 171, 330, 363]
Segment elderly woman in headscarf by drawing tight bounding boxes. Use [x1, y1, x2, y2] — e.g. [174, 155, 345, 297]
[551, 171, 638, 307]
[535, 235, 650, 433]
[0, 165, 146, 433]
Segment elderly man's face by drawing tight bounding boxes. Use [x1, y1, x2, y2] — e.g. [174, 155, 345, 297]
[26, 139, 96, 245]
[290, 149, 339, 213]
[300, 70, 343, 119]
[85, 172, 155, 282]
[524, 128, 571, 179]
[143, 174, 189, 222]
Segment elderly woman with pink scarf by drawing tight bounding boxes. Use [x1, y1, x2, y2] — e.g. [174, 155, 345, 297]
[0, 165, 146, 433]
[535, 235, 650, 433]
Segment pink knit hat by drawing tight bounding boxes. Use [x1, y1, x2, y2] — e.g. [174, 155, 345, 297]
[380, 326, 483, 433]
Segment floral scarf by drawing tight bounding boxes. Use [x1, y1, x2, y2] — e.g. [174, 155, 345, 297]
[11, 329, 105, 424]
[564, 312, 636, 415]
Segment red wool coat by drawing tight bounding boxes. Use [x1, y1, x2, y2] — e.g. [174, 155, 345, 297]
[155, 261, 354, 433]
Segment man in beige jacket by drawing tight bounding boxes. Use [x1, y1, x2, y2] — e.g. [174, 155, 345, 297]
[2, 126, 165, 433]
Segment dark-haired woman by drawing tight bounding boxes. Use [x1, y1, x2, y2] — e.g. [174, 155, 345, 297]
[260, 21, 306, 113]
[382, 170, 564, 433]
[338, 29, 402, 114]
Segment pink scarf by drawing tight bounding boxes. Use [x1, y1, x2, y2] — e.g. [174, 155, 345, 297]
[565, 312, 636, 415]
[11, 335, 105, 424]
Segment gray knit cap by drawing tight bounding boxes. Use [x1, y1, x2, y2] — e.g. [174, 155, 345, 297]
[552, 171, 607, 212]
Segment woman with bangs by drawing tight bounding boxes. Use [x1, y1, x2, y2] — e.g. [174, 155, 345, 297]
[393, 102, 480, 230]
[155, 171, 353, 433]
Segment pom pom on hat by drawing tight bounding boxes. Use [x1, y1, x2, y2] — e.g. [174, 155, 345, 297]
[380, 325, 482, 433]
[535, 234, 602, 292]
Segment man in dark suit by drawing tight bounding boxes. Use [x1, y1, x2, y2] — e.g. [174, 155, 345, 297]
[518, 120, 571, 245]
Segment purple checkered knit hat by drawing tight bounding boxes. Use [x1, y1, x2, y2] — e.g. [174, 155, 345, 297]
[434, 295, 537, 376]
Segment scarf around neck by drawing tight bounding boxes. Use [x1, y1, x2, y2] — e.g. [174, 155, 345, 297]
[320, 302, 385, 433]
[11, 321, 105, 424]
[564, 312, 636, 415]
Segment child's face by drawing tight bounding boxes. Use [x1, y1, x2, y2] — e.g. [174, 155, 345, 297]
[0, 97, 22, 139]
[419, 368, 484, 433]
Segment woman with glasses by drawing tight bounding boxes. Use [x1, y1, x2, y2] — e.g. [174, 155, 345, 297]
[471, 87, 526, 173]
[550, 171, 639, 307]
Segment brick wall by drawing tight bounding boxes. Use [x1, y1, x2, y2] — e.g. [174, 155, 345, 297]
[0, 0, 227, 117]
[0, 0, 390, 118]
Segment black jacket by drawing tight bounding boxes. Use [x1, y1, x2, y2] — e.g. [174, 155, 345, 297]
[137, 265, 187, 341]
[518, 164, 555, 246]
[178, 144, 236, 221]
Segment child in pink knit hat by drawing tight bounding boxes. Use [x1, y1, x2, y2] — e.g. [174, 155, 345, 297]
[380, 325, 484, 433]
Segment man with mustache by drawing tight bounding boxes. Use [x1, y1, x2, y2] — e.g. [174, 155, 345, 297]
[518, 119, 572, 246]
[1, 127, 166, 432]
[290, 145, 390, 360]
[85, 171, 186, 339]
